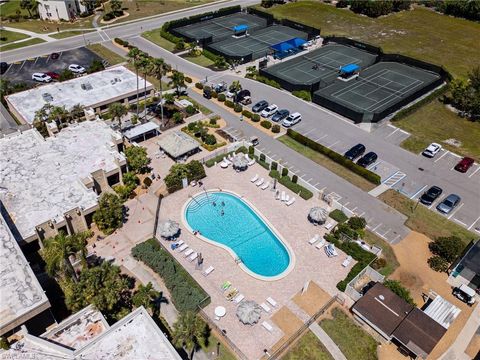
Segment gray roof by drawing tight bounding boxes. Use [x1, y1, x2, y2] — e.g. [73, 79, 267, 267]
[157, 131, 199, 158]
[123, 121, 159, 140]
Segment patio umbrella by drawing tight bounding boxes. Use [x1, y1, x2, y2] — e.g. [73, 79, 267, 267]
[158, 219, 180, 239]
[236, 300, 262, 325]
[308, 207, 328, 225]
[232, 154, 249, 172]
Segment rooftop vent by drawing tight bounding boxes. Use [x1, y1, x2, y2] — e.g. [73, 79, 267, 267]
[379, 295, 385, 301]
[81, 83, 93, 91]
[111, 77, 122, 85]
[42, 93, 53, 102]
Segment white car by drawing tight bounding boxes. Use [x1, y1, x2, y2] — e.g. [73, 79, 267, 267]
[31, 73, 52, 83]
[261, 104, 278, 118]
[422, 143, 442, 158]
[282, 112, 302, 127]
[225, 90, 235, 99]
[68, 64, 86, 74]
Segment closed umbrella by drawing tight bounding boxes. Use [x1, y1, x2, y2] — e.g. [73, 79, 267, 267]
[236, 300, 262, 325]
[308, 207, 328, 225]
[232, 154, 249, 172]
[158, 219, 180, 239]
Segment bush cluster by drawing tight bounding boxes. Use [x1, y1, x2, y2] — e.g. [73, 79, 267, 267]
[114, 38, 129, 47]
[392, 86, 448, 121]
[164, 160, 206, 193]
[252, 114, 261, 122]
[224, 100, 234, 108]
[217, 93, 226, 102]
[185, 77, 192, 83]
[271, 124, 281, 133]
[234, 104, 243, 113]
[292, 90, 312, 102]
[260, 120, 272, 129]
[242, 110, 253, 118]
[427, 236, 465, 272]
[329, 209, 348, 223]
[195, 82, 203, 89]
[132, 239, 209, 312]
[270, 161, 278, 171]
[287, 129, 381, 185]
[268, 170, 313, 200]
[346, 0, 411, 18]
[254, 75, 282, 89]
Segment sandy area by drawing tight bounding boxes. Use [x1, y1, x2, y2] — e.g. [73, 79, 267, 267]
[465, 330, 480, 359]
[293, 281, 332, 317]
[389, 231, 474, 360]
[271, 307, 305, 341]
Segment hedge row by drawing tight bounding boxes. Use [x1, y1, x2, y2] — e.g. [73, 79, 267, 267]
[329, 209, 348, 223]
[287, 129, 381, 185]
[391, 85, 448, 121]
[132, 239, 209, 313]
[269, 170, 313, 200]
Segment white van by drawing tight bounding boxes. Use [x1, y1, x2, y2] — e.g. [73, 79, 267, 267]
[282, 112, 302, 127]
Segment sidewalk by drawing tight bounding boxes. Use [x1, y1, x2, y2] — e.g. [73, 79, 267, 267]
[2, 26, 55, 42]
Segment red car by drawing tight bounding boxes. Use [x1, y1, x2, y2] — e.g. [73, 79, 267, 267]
[454, 157, 474, 173]
[45, 71, 60, 80]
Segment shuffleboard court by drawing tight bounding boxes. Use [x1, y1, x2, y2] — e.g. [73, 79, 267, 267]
[173, 13, 268, 42]
[207, 25, 307, 61]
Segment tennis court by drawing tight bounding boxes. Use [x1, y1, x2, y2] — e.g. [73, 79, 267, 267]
[313, 61, 442, 122]
[207, 25, 307, 61]
[262, 44, 377, 88]
[173, 13, 268, 42]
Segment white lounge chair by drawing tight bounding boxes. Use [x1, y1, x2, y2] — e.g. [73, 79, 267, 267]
[176, 240, 184, 246]
[286, 197, 296, 206]
[251, 174, 259, 183]
[324, 222, 334, 231]
[266, 297, 277, 307]
[262, 321, 273, 332]
[315, 237, 326, 249]
[189, 252, 198, 262]
[275, 191, 281, 200]
[256, 178, 264, 186]
[342, 255, 353, 267]
[325, 244, 338, 257]
[203, 266, 214, 276]
[234, 294, 245, 304]
[261, 182, 270, 190]
[260, 303, 271, 313]
[178, 244, 188, 252]
[284, 194, 290, 203]
[184, 249, 194, 257]
[309, 234, 319, 245]
[281, 191, 286, 201]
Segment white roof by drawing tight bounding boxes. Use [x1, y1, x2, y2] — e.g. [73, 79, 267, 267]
[123, 121, 159, 140]
[157, 131, 199, 158]
[6, 66, 152, 124]
[423, 295, 461, 329]
[0, 213, 49, 334]
[0, 120, 125, 239]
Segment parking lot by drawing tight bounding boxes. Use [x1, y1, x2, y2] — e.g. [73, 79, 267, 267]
[1, 47, 101, 85]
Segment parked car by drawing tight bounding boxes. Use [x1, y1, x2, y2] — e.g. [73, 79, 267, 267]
[203, 87, 212, 99]
[252, 100, 269, 113]
[68, 64, 86, 74]
[225, 90, 235, 99]
[234, 89, 250, 103]
[50, 52, 60, 60]
[32, 73, 52, 83]
[344, 144, 366, 161]
[0, 62, 8, 74]
[250, 136, 259, 146]
[436, 194, 461, 214]
[261, 104, 278, 118]
[454, 157, 474, 173]
[422, 143, 442, 158]
[453, 284, 476, 306]
[240, 96, 252, 105]
[213, 82, 227, 93]
[357, 152, 378, 168]
[419, 186, 443, 206]
[271, 109, 289, 122]
[282, 112, 302, 127]
[45, 71, 60, 80]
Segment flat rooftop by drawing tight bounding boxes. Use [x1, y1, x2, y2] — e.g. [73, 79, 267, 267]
[0, 120, 124, 239]
[5, 65, 152, 124]
[0, 212, 50, 335]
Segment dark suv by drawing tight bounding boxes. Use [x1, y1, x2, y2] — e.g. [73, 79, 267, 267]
[344, 144, 366, 161]
[357, 152, 378, 167]
[419, 186, 442, 205]
[252, 100, 269, 113]
[234, 89, 251, 103]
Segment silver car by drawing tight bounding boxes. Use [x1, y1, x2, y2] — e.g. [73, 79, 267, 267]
[436, 194, 461, 214]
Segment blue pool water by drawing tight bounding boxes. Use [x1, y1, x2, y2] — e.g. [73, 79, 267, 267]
[185, 192, 291, 278]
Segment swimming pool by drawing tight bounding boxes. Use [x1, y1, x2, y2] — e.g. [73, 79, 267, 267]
[183, 191, 293, 280]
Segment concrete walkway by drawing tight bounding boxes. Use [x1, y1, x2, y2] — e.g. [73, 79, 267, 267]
[2, 26, 55, 42]
[309, 323, 348, 360]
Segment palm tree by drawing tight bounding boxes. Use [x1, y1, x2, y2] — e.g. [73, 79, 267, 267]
[150, 57, 171, 126]
[138, 54, 152, 119]
[127, 47, 144, 117]
[20, 0, 32, 18]
[229, 80, 242, 102]
[108, 102, 127, 128]
[169, 70, 186, 95]
[40, 230, 92, 282]
[70, 104, 85, 121]
[172, 312, 207, 360]
[49, 106, 69, 124]
[132, 282, 160, 315]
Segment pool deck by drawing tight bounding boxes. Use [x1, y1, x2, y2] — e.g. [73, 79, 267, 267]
[159, 162, 354, 359]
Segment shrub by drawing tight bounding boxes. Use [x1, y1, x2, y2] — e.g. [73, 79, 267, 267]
[248, 146, 254, 155]
[384, 280, 416, 306]
[209, 118, 217, 125]
[211, 91, 218, 99]
[143, 177, 152, 187]
[164, 161, 206, 193]
[428, 236, 465, 263]
[260, 120, 272, 129]
[252, 114, 260, 122]
[254, 75, 282, 89]
[217, 93, 226, 102]
[234, 104, 242, 113]
[329, 209, 348, 223]
[185, 77, 192, 83]
[269, 171, 313, 200]
[194, 82, 203, 89]
[292, 174, 298, 183]
[114, 38, 128, 46]
[224, 100, 234, 108]
[271, 161, 278, 171]
[371, 257, 387, 270]
[348, 216, 367, 230]
[132, 239, 209, 312]
[203, 134, 217, 145]
[428, 255, 450, 272]
[281, 168, 288, 177]
[185, 105, 196, 116]
[242, 110, 252, 118]
[271, 124, 280, 133]
[292, 90, 312, 102]
[260, 153, 266, 162]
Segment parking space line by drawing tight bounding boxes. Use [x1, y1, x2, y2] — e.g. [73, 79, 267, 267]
[447, 203, 464, 220]
[3, 64, 12, 75]
[453, 218, 468, 227]
[410, 185, 428, 199]
[319, 186, 326, 192]
[450, 153, 462, 158]
[306, 178, 313, 183]
[19, 61, 27, 71]
[386, 127, 399, 138]
[399, 129, 410, 135]
[367, 161, 381, 171]
[375, 231, 389, 240]
[372, 223, 382, 231]
[468, 215, 480, 230]
[302, 128, 317, 136]
[468, 166, 480, 178]
[315, 134, 328, 142]
[358, 212, 365, 217]
[327, 140, 339, 149]
[387, 124, 396, 129]
[434, 150, 450, 163]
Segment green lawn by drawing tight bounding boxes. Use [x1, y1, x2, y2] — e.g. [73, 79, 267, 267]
[6, 18, 94, 33]
[181, 54, 215, 68]
[278, 135, 376, 192]
[200, 331, 237, 360]
[363, 231, 399, 277]
[395, 100, 480, 162]
[87, 44, 126, 66]
[0, 29, 29, 45]
[320, 308, 378, 360]
[142, 30, 177, 52]
[50, 30, 94, 39]
[283, 331, 334, 360]
[261, 1, 480, 78]
[0, 38, 45, 51]
[379, 189, 476, 245]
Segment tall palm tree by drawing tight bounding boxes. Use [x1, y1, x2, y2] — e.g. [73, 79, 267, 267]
[40, 230, 91, 282]
[108, 102, 127, 128]
[138, 54, 152, 119]
[49, 106, 69, 124]
[172, 312, 206, 360]
[127, 47, 144, 117]
[168, 70, 186, 95]
[229, 80, 242, 102]
[132, 282, 160, 315]
[150, 57, 171, 126]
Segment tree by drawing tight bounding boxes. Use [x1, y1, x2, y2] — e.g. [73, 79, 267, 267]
[70, 104, 85, 121]
[213, 56, 228, 70]
[246, 65, 258, 78]
[59, 69, 75, 81]
[428, 255, 450, 272]
[347, 216, 367, 230]
[173, 111, 183, 124]
[150, 57, 171, 126]
[169, 70, 186, 95]
[108, 102, 127, 128]
[428, 236, 464, 263]
[229, 80, 242, 94]
[127, 47, 144, 116]
[125, 146, 151, 173]
[20, 0, 33, 17]
[93, 193, 123, 234]
[49, 105, 69, 124]
[110, 0, 122, 13]
[132, 282, 159, 314]
[40, 230, 92, 282]
[468, 66, 480, 91]
[138, 54, 152, 119]
[172, 311, 207, 360]
[164, 161, 205, 192]
[384, 280, 416, 306]
[88, 59, 105, 73]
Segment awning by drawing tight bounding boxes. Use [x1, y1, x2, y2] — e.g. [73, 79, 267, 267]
[123, 121, 159, 141]
[271, 37, 307, 53]
[340, 63, 360, 74]
[233, 24, 248, 32]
